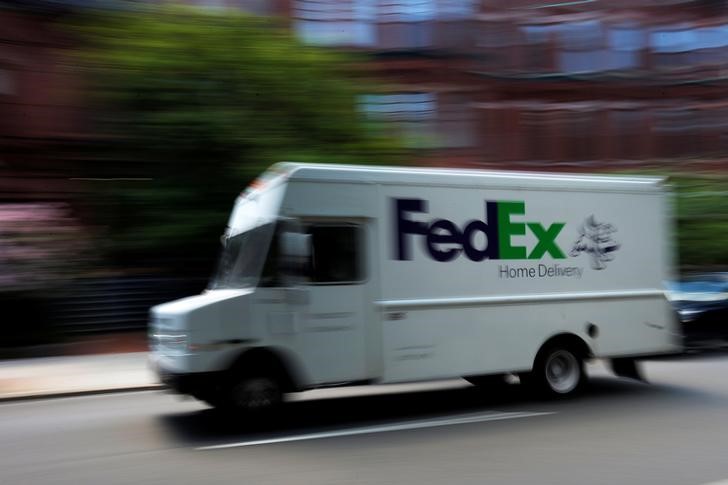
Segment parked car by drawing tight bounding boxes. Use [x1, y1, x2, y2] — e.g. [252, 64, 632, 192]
[666, 273, 728, 346]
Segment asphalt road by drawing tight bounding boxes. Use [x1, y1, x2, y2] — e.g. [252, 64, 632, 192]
[3, 354, 728, 485]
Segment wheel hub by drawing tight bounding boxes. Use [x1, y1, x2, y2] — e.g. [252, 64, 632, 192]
[545, 350, 580, 394]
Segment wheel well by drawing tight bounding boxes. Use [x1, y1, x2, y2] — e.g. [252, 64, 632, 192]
[228, 347, 300, 393]
[536, 333, 593, 364]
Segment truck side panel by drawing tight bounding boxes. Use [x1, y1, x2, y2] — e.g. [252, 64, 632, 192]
[377, 183, 678, 383]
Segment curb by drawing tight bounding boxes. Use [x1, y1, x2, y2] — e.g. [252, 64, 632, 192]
[0, 384, 164, 404]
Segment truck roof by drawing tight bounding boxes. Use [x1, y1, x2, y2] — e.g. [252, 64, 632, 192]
[275, 162, 666, 193]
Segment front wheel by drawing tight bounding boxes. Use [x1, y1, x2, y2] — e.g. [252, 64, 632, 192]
[222, 374, 283, 414]
[521, 346, 586, 398]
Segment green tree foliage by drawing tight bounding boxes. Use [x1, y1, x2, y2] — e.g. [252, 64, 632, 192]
[72, 7, 403, 273]
[672, 174, 728, 270]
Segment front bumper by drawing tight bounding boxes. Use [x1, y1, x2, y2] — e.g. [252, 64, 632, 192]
[151, 355, 225, 400]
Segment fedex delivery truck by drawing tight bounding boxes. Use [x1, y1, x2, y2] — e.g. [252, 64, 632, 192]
[150, 163, 681, 410]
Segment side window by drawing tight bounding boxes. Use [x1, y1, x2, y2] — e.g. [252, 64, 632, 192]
[309, 224, 364, 284]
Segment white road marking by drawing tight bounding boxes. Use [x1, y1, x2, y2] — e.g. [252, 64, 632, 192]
[197, 410, 555, 450]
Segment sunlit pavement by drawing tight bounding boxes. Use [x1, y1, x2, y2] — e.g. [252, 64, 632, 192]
[0, 352, 157, 401]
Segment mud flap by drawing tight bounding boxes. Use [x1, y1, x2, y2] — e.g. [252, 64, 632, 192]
[610, 358, 647, 383]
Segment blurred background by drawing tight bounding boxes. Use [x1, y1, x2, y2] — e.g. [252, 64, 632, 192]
[2, 0, 728, 352]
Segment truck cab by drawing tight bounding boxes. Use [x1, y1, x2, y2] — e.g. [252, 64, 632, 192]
[150, 165, 377, 409]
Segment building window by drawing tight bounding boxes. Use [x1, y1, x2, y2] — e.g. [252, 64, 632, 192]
[293, 0, 377, 47]
[650, 25, 697, 70]
[607, 24, 645, 71]
[359, 92, 438, 148]
[477, 22, 518, 70]
[378, 0, 435, 22]
[294, 0, 475, 49]
[435, 0, 475, 20]
[692, 25, 728, 65]
[520, 24, 556, 72]
[558, 20, 606, 74]
[377, 0, 435, 49]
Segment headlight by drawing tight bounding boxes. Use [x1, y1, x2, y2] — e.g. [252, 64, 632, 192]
[152, 332, 189, 353]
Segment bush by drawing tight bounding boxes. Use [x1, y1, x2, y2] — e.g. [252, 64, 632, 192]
[672, 173, 728, 270]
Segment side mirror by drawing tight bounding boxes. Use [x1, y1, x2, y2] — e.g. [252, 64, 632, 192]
[281, 232, 311, 260]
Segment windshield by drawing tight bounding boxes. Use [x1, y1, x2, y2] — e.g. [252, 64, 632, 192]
[209, 222, 276, 290]
[209, 179, 286, 290]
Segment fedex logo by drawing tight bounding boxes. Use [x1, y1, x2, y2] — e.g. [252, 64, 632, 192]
[394, 198, 567, 262]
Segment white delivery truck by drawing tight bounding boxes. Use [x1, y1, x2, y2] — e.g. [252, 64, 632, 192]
[150, 163, 681, 410]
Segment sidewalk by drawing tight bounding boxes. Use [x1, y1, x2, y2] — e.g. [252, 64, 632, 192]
[0, 333, 161, 402]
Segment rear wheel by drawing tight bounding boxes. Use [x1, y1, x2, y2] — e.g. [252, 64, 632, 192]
[522, 345, 586, 398]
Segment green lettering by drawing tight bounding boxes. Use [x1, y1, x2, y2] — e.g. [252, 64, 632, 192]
[497, 201, 527, 259]
[527, 222, 566, 259]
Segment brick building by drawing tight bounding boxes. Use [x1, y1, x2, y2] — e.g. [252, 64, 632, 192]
[0, 1, 96, 200]
[4, 0, 728, 184]
[287, 0, 728, 171]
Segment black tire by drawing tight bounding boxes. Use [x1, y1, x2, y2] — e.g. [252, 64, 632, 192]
[522, 345, 586, 398]
[221, 373, 284, 414]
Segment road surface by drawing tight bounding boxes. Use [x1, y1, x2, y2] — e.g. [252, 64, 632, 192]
[3, 353, 728, 485]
